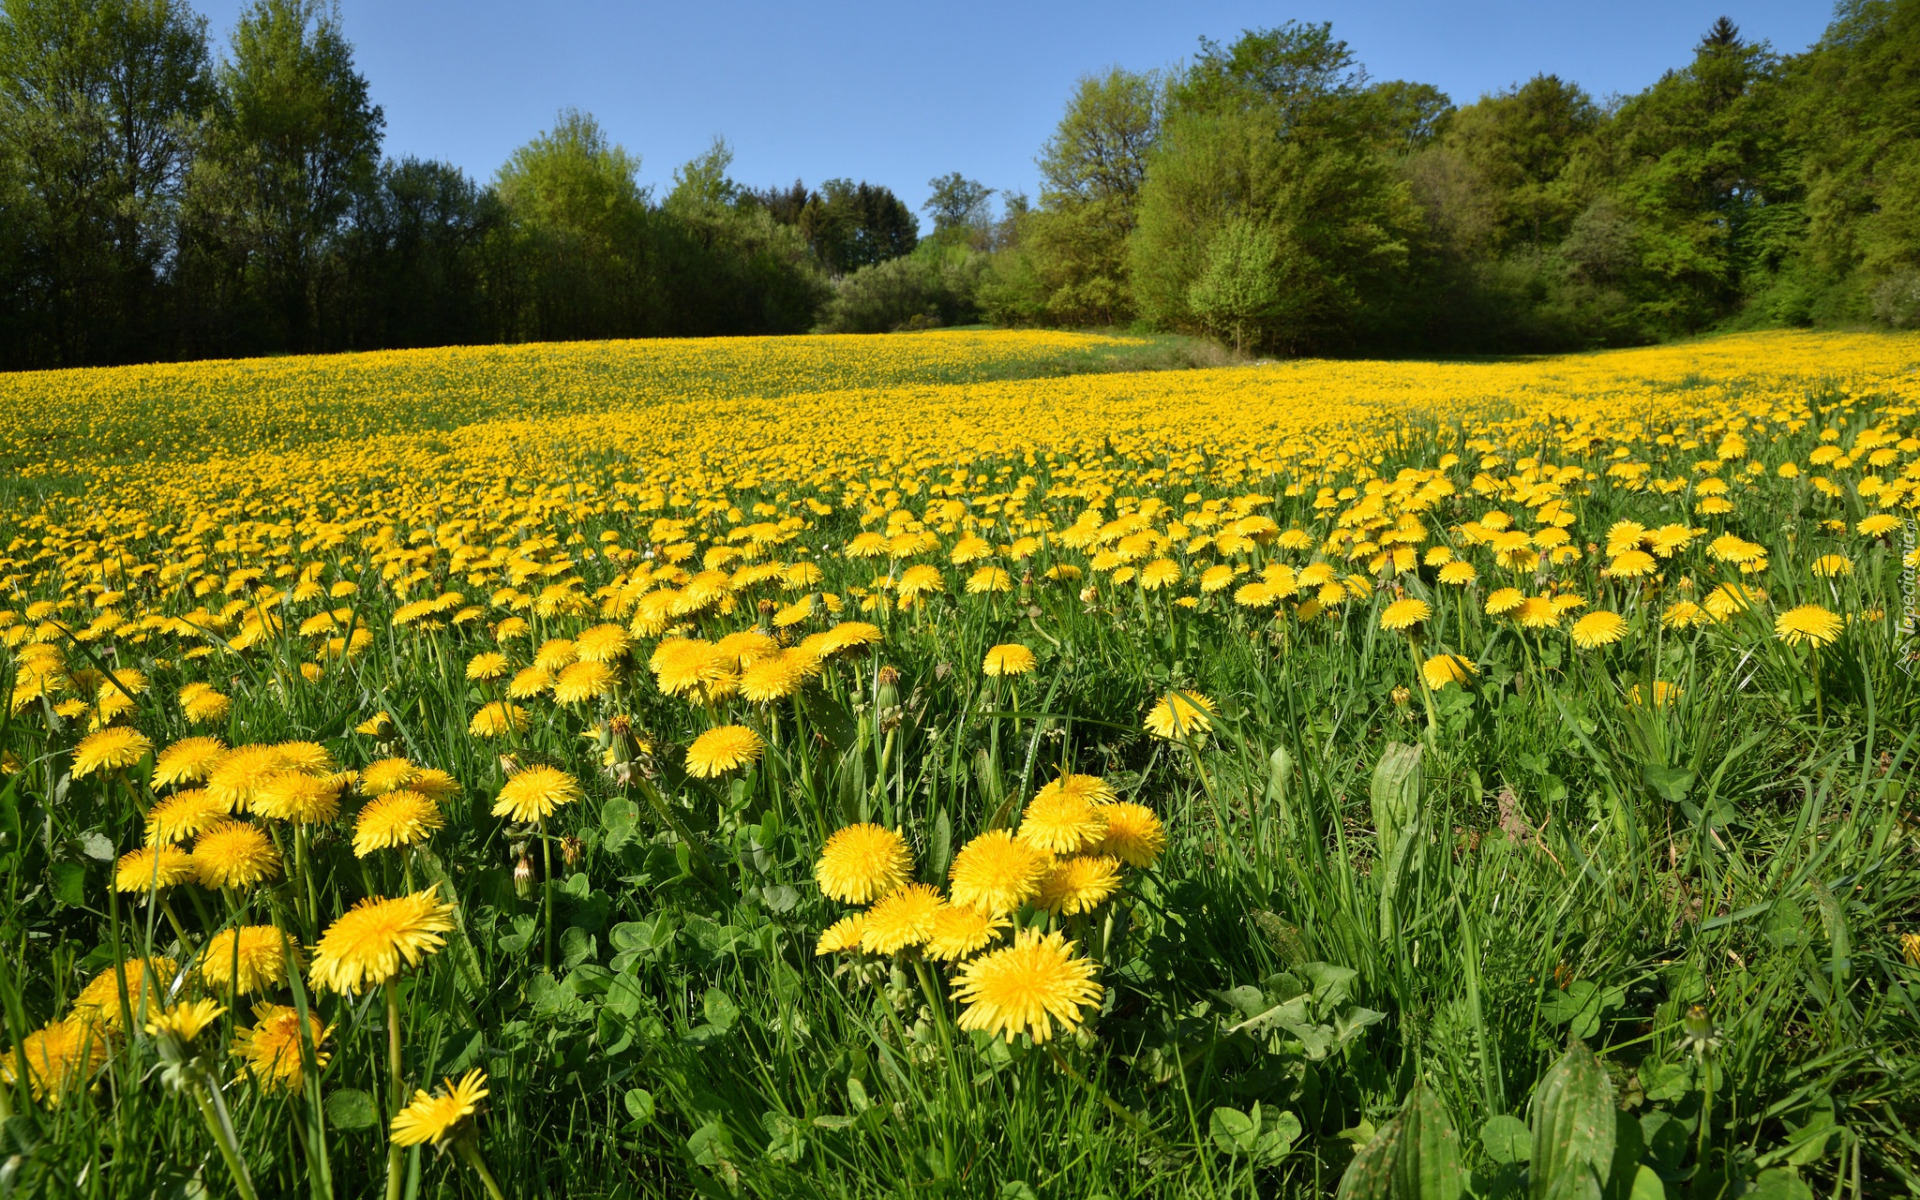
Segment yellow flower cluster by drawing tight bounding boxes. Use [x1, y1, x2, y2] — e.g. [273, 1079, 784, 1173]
[811, 772, 1165, 1043]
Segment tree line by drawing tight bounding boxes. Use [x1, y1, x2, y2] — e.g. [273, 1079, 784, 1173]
[2, 0, 1916, 369]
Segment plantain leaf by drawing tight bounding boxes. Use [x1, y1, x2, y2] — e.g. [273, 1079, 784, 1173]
[1334, 1079, 1464, 1200]
[1530, 1042, 1615, 1200]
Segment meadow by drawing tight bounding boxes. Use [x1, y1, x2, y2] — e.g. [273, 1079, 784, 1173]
[0, 328, 1916, 1199]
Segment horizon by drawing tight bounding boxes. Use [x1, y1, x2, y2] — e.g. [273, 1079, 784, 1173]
[186, 0, 1837, 226]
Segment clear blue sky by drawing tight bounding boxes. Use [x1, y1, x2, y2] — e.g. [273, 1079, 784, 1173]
[194, 0, 1837, 223]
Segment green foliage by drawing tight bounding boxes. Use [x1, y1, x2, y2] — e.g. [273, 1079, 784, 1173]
[182, 0, 383, 351]
[982, 68, 1158, 328]
[753, 177, 917, 275]
[0, 0, 212, 362]
[815, 244, 988, 333]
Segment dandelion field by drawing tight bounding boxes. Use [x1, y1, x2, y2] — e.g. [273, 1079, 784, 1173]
[1, 328, 1918, 1199]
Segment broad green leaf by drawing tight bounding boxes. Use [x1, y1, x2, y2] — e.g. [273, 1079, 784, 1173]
[1210, 1106, 1257, 1155]
[703, 987, 740, 1031]
[624, 1088, 654, 1123]
[1334, 1080, 1463, 1200]
[1481, 1114, 1531, 1164]
[324, 1088, 377, 1131]
[1530, 1042, 1614, 1200]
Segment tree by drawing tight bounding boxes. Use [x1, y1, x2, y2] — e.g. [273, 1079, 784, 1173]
[1186, 216, 1285, 352]
[1038, 68, 1160, 207]
[749, 178, 916, 274]
[1777, 0, 1920, 322]
[985, 68, 1159, 327]
[0, 0, 212, 363]
[923, 171, 994, 246]
[665, 137, 739, 216]
[329, 157, 499, 349]
[491, 108, 652, 340]
[185, 0, 382, 352]
[1127, 23, 1422, 352]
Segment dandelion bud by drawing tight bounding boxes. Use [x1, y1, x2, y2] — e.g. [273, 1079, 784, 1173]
[513, 852, 536, 899]
[560, 835, 583, 868]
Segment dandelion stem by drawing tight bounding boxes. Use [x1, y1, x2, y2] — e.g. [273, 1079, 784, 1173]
[191, 1079, 259, 1200]
[455, 1135, 507, 1200]
[384, 977, 405, 1200]
[540, 815, 554, 974]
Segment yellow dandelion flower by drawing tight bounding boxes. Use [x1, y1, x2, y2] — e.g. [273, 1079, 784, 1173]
[1379, 598, 1430, 632]
[72, 726, 151, 778]
[181, 684, 231, 724]
[575, 623, 633, 663]
[1627, 681, 1684, 709]
[205, 744, 292, 812]
[1139, 558, 1181, 590]
[1661, 601, 1705, 629]
[1036, 773, 1117, 807]
[144, 998, 226, 1045]
[506, 664, 553, 698]
[952, 928, 1102, 1044]
[814, 621, 883, 656]
[192, 821, 281, 889]
[552, 659, 616, 704]
[309, 888, 455, 994]
[814, 823, 913, 904]
[650, 638, 724, 695]
[1811, 554, 1853, 578]
[152, 736, 227, 788]
[358, 757, 417, 796]
[1570, 611, 1628, 649]
[1036, 855, 1122, 915]
[983, 643, 1037, 677]
[72, 957, 178, 1029]
[469, 701, 528, 738]
[948, 829, 1050, 916]
[1017, 788, 1108, 854]
[353, 790, 443, 856]
[1484, 587, 1523, 616]
[967, 566, 1013, 594]
[233, 1003, 330, 1091]
[684, 725, 764, 778]
[924, 905, 1009, 961]
[408, 768, 459, 801]
[1858, 514, 1899, 537]
[114, 845, 197, 892]
[145, 788, 230, 845]
[199, 926, 298, 994]
[1144, 690, 1215, 740]
[250, 771, 341, 823]
[533, 638, 578, 672]
[1775, 604, 1842, 647]
[1096, 802, 1165, 868]
[1513, 596, 1557, 629]
[491, 765, 582, 823]
[1, 1020, 108, 1106]
[466, 652, 509, 681]
[1603, 550, 1657, 578]
[815, 913, 869, 955]
[390, 1069, 490, 1147]
[739, 651, 810, 702]
[859, 883, 945, 955]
